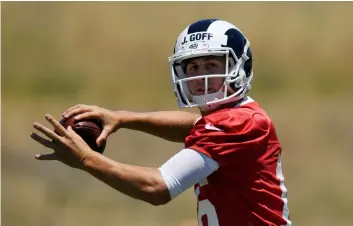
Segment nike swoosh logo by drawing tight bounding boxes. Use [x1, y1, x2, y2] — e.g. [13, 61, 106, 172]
[205, 123, 223, 131]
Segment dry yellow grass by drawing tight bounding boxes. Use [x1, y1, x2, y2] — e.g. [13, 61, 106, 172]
[2, 2, 353, 226]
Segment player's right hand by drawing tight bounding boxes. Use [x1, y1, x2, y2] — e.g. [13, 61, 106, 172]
[62, 104, 123, 146]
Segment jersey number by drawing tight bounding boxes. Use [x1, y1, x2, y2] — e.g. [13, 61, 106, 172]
[197, 179, 219, 226]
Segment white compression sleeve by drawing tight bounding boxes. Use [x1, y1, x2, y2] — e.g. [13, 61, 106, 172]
[159, 148, 220, 199]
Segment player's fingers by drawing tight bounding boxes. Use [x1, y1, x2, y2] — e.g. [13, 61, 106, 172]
[62, 104, 81, 117]
[30, 132, 55, 149]
[43, 114, 68, 137]
[65, 125, 79, 137]
[63, 105, 92, 118]
[96, 129, 110, 146]
[66, 104, 89, 113]
[35, 153, 57, 160]
[33, 121, 62, 141]
[65, 126, 84, 142]
[74, 111, 101, 121]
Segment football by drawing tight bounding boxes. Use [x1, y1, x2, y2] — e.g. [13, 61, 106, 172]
[58, 117, 106, 154]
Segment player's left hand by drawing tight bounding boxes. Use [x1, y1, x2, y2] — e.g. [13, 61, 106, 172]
[31, 114, 97, 169]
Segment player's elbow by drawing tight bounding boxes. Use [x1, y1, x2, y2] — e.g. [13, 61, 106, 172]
[141, 183, 171, 206]
[147, 194, 171, 206]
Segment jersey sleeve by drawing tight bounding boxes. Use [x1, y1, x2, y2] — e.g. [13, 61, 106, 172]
[184, 108, 272, 167]
[159, 148, 219, 199]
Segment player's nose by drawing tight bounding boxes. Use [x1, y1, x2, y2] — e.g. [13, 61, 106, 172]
[194, 67, 210, 77]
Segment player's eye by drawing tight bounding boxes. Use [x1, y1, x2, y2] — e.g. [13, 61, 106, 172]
[206, 63, 217, 69]
[187, 65, 198, 72]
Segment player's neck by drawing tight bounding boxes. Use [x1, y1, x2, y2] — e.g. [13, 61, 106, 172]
[200, 98, 244, 116]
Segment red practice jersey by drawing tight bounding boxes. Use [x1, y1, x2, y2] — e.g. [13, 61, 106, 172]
[185, 100, 291, 226]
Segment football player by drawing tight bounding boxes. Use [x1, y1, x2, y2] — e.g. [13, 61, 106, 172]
[32, 19, 291, 226]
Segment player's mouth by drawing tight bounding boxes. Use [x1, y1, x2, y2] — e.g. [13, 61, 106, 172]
[195, 88, 215, 95]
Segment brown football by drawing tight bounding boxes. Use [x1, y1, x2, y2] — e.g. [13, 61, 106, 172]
[58, 117, 106, 154]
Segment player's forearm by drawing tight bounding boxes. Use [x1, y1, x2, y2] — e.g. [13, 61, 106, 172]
[118, 111, 200, 143]
[82, 153, 170, 206]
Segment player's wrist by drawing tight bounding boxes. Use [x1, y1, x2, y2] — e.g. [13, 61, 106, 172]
[113, 110, 137, 129]
[80, 151, 103, 170]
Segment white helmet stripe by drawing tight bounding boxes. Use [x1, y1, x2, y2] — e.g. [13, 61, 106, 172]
[206, 20, 240, 36]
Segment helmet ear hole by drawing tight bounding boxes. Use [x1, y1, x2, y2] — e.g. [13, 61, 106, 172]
[244, 60, 252, 77]
[244, 48, 252, 77]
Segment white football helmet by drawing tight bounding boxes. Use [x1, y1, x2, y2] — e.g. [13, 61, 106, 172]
[169, 19, 253, 111]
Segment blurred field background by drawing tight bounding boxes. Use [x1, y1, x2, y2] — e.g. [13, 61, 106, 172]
[2, 2, 353, 226]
